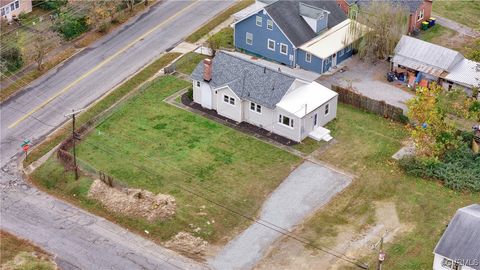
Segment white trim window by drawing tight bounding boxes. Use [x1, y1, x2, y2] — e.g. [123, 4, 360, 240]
[246, 32, 253, 45]
[325, 103, 330, 115]
[441, 258, 462, 270]
[339, 48, 344, 57]
[279, 114, 294, 128]
[196, 81, 200, 87]
[250, 102, 262, 113]
[280, 43, 288, 55]
[256, 15, 262, 27]
[267, 39, 275, 51]
[305, 52, 312, 63]
[224, 95, 235, 105]
[267, 19, 273, 30]
[417, 8, 424, 21]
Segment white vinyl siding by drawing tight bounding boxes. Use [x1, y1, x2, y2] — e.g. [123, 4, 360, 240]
[250, 102, 262, 113]
[280, 43, 288, 55]
[256, 15, 262, 26]
[305, 52, 312, 63]
[267, 19, 273, 30]
[246, 32, 253, 45]
[268, 39, 275, 51]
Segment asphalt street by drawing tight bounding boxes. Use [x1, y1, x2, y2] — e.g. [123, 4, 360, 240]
[0, 1, 233, 268]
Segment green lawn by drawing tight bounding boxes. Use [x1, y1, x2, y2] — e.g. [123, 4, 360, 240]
[418, 24, 456, 43]
[210, 27, 235, 49]
[32, 75, 301, 245]
[299, 104, 480, 269]
[433, 0, 480, 31]
[175, 52, 210, 75]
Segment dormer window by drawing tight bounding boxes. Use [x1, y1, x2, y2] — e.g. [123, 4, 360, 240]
[256, 16, 262, 27]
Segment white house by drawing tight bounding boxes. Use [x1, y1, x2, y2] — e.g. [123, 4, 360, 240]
[433, 204, 480, 270]
[190, 51, 338, 142]
[1, 0, 32, 22]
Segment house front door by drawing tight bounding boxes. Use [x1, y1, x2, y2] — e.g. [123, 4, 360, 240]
[332, 53, 337, 67]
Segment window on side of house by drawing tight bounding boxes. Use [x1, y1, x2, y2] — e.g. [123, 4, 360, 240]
[417, 9, 424, 21]
[339, 48, 344, 57]
[268, 39, 275, 51]
[280, 43, 288, 55]
[250, 102, 262, 113]
[224, 95, 229, 103]
[229, 97, 235, 105]
[325, 103, 329, 115]
[279, 114, 293, 127]
[246, 32, 253, 45]
[196, 81, 200, 87]
[267, 19, 273, 30]
[305, 52, 312, 63]
[256, 15, 262, 26]
[15, 0, 19, 9]
[1, 8, 5, 16]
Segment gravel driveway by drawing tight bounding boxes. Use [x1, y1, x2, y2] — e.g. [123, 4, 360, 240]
[208, 161, 352, 270]
[317, 56, 414, 112]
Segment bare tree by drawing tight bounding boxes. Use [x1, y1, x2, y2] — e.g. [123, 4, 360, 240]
[349, 1, 409, 62]
[124, 0, 135, 12]
[26, 32, 61, 70]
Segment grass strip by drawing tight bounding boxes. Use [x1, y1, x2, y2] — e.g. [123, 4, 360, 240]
[24, 52, 181, 167]
[185, 0, 254, 43]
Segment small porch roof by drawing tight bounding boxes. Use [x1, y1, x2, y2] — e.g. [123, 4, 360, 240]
[299, 19, 367, 59]
[276, 82, 337, 118]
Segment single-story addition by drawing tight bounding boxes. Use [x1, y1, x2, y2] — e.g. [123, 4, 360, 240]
[433, 204, 480, 270]
[392, 35, 480, 97]
[233, 0, 365, 74]
[190, 51, 338, 142]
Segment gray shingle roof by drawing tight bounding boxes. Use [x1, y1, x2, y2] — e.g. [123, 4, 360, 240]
[393, 35, 464, 76]
[191, 51, 296, 109]
[434, 204, 480, 270]
[349, 0, 424, 13]
[264, 0, 347, 47]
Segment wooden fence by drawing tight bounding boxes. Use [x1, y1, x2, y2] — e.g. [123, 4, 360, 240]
[331, 85, 407, 123]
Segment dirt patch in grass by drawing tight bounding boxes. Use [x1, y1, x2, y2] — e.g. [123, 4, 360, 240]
[88, 179, 176, 222]
[0, 230, 57, 269]
[256, 201, 412, 270]
[164, 232, 208, 261]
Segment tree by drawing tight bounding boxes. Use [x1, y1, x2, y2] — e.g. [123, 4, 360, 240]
[25, 32, 61, 70]
[206, 34, 220, 57]
[86, 1, 120, 32]
[349, 1, 409, 61]
[407, 84, 460, 157]
[0, 24, 24, 73]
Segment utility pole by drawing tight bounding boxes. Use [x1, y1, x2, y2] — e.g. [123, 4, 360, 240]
[65, 109, 84, 180]
[377, 237, 385, 270]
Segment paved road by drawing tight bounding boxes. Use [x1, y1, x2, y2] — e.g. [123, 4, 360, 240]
[432, 13, 480, 38]
[209, 161, 352, 270]
[0, 0, 233, 268]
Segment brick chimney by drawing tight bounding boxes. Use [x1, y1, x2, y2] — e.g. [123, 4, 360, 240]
[203, 59, 212, 82]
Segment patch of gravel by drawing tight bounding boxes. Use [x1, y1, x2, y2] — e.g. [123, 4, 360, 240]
[88, 180, 176, 222]
[164, 232, 208, 261]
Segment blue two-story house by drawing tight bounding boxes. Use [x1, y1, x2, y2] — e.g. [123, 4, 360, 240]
[234, 0, 364, 74]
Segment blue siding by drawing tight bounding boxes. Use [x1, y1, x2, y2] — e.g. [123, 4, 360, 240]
[316, 16, 328, 33]
[337, 47, 353, 64]
[234, 11, 295, 66]
[297, 49, 323, 73]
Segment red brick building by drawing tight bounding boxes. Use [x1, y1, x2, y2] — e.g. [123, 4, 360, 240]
[336, 0, 433, 34]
